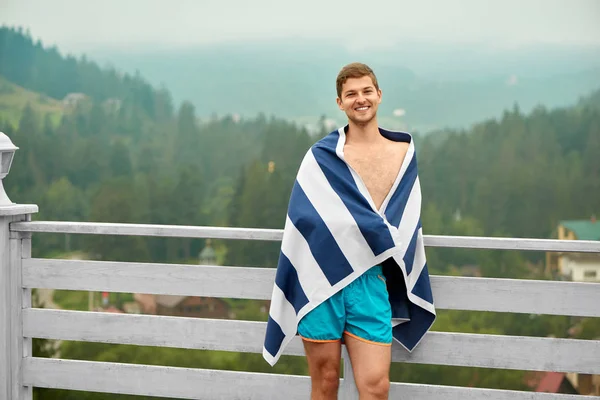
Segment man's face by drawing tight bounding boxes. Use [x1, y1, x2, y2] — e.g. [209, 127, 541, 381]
[336, 76, 382, 125]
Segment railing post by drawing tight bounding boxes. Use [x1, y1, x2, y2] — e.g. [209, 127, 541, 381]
[340, 345, 359, 399]
[1, 205, 38, 400]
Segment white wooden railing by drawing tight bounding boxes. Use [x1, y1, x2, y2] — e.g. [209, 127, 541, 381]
[1, 207, 600, 399]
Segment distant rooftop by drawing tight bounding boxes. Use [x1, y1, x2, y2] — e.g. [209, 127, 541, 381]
[561, 217, 600, 240]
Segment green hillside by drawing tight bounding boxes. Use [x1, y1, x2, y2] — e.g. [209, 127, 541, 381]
[0, 75, 65, 127]
[0, 26, 173, 125]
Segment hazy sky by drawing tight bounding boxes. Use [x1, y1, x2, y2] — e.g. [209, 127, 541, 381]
[1, 0, 600, 53]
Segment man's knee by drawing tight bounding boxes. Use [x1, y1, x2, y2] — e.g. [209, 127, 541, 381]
[357, 374, 390, 398]
[318, 367, 340, 393]
[303, 340, 341, 397]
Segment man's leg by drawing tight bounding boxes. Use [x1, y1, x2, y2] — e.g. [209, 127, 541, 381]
[343, 266, 393, 399]
[302, 339, 342, 400]
[343, 333, 391, 400]
[298, 290, 345, 400]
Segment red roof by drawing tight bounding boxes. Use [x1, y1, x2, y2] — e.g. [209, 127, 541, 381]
[535, 372, 565, 393]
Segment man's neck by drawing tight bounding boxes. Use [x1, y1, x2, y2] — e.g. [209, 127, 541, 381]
[345, 119, 382, 146]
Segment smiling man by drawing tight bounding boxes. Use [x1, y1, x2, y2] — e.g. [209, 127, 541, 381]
[299, 63, 404, 399]
[263, 62, 435, 400]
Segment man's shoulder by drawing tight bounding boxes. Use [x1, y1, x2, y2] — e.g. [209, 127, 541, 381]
[379, 127, 412, 145]
[310, 129, 340, 153]
[295, 130, 340, 171]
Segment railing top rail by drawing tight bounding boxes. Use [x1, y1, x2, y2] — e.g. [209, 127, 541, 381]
[10, 221, 600, 253]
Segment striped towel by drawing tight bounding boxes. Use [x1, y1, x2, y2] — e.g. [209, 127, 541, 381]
[263, 125, 436, 366]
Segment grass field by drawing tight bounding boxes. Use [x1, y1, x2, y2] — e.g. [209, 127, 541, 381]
[0, 75, 65, 127]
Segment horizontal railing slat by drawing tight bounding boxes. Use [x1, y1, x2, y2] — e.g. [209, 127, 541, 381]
[24, 259, 274, 300]
[431, 274, 600, 317]
[23, 259, 600, 317]
[11, 221, 600, 252]
[24, 308, 304, 355]
[24, 358, 311, 400]
[24, 309, 600, 374]
[12, 222, 283, 240]
[24, 358, 581, 400]
[390, 382, 580, 400]
[425, 234, 600, 253]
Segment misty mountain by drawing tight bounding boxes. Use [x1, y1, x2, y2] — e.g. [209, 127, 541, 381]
[90, 40, 600, 132]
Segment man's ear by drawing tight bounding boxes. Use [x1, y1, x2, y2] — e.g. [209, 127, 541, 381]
[378, 89, 382, 104]
[336, 97, 343, 110]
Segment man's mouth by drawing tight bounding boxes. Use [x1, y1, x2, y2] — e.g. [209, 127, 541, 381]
[355, 106, 369, 111]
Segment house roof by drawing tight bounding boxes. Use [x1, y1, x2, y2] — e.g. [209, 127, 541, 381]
[561, 219, 600, 240]
[526, 371, 566, 393]
[154, 295, 187, 308]
[536, 372, 566, 393]
[133, 293, 156, 308]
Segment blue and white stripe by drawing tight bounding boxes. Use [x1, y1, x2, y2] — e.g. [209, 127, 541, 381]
[263, 126, 436, 366]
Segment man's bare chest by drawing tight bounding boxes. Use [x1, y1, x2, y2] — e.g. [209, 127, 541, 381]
[345, 142, 409, 209]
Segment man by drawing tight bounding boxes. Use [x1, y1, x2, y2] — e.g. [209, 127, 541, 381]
[263, 63, 435, 400]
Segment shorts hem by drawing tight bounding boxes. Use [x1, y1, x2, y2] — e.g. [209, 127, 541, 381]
[343, 330, 392, 347]
[299, 335, 341, 343]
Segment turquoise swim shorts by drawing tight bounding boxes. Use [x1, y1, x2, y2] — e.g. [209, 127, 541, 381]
[297, 265, 392, 346]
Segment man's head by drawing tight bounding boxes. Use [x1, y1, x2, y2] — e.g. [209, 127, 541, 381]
[336, 62, 382, 126]
[336, 62, 379, 98]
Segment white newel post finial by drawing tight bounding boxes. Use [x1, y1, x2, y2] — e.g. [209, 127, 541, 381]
[0, 132, 18, 206]
[0, 131, 38, 400]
